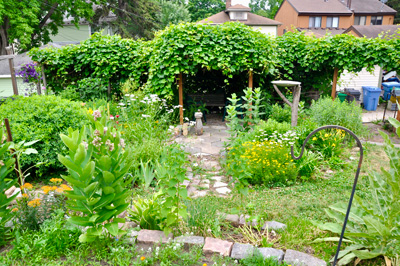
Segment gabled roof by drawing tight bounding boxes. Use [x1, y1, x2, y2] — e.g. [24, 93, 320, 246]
[344, 25, 400, 38]
[283, 0, 396, 15]
[298, 28, 346, 37]
[226, 4, 251, 11]
[200, 11, 282, 26]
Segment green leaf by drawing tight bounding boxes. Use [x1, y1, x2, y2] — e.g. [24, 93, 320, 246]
[352, 250, 382, 260]
[69, 216, 93, 227]
[103, 171, 115, 184]
[105, 222, 120, 236]
[79, 233, 97, 243]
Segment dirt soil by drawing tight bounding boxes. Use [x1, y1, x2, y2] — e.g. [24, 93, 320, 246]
[363, 122, 400, 144]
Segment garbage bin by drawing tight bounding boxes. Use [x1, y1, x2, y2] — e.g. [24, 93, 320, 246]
[337, 93, 347, 102]
[344, 88, 361, 101]
[382, 82, 400, 101]
[362, 86, 381, 111]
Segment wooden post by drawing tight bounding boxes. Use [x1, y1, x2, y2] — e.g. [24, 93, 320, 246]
[291, 84, 302, 127]
[178, 73, 184, 125]
[108, 80, 111, 101]
[36, 82, 42, 95]
[248, 71, 253, 89]
[4, 118, 22, 186]
[331, 67, 339, 100]
[41, 65, 47, 95]
[5, 46, 18, 95]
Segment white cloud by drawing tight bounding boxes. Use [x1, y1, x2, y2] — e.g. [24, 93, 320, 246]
[232, 0, 251, 6]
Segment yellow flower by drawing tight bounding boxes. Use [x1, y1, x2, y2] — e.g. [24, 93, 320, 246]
[60, 184, 72, 191]
[11, 208, 18, 212]
[22, 193, 29, 198]
[140, 256, 145, 261]
[312, 137, 317, 141]
[55, 187, 64, 193]
[27, 198, 41, 207]
[332, 144, 336, 147]
[50, 178, 63, 184]
[203, 264, 207, 266]
[87, 108, 93, 114]
[20, 183, 33, 190]
[324, 134, 329, 138]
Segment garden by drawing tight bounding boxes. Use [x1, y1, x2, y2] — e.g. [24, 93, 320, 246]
[0, 22, 400, 266]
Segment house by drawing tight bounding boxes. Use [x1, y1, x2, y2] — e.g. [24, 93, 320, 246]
[274, 0, 397, 36]
[344, 24, 400, 38]
[199, 0, 282, 36]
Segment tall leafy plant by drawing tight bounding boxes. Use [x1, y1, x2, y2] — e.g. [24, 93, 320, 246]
[58, 107, 133, 242]
[314, 118, 400, 265]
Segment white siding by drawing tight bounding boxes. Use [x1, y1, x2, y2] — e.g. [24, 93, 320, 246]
[337, 66, 381, 102]
[252, 26, 277, 37]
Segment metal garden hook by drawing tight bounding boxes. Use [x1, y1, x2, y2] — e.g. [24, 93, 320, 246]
[290, 125, 363, 266]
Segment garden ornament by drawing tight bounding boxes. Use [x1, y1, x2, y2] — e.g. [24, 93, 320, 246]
[182, 123, 189, 136]
[272, 80, 301, 127]
[291, 125, 363, 266]
[195, 110, 203, 136]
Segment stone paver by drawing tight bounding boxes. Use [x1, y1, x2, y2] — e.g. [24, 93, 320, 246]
[284, 249, 327, 266]
[262, 221, 287, 231]
[191, 190, 208, 198]
[203, 237, 233, 257]
[258, 247, 284, 262]
[216, 187, 231, 194]
[224, 214, 240, 225]
[174, 236, 205, 249]
[126, 230, 139, 243]
[137, 229, 173, 245]
[230, 243, 255, 260]
[210, 176, 223, 182]
[213, 181, 228, 188]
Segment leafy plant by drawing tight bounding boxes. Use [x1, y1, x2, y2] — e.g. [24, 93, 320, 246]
[58, 107, 133, 242]
[0, 95, 89, 177]
[241, 249, 289, 266]
[313, 119, 400, 265]
[269, 103, 291, 123]
[127, 192, 164, 230]
[65, 77, 109, 101]
[0, 127, 17, 246]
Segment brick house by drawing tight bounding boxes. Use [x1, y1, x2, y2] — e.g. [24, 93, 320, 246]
[274, 0, 397, 36]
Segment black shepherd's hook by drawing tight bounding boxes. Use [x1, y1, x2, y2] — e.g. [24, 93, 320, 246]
[290, 125, 363, 266]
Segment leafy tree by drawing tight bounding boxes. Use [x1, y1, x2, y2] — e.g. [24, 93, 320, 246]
[386, 0, 400, 24]
[157, 0, 191, 29]
[92, 0, 160, 39]
[0, 0, 96, 55]
[249, 0, 283, 19]
[187, 0, 225, 22]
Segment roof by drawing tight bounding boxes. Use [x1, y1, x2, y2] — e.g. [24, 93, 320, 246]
[344, 25, 400, 38]
[298, 28, 346, 37]
[285, 0, 352, 15]
[284, 0, 396, 15]
[350, 0, 397, 14]
[200, 11, 282, 26]
[226, 4, 251, 11]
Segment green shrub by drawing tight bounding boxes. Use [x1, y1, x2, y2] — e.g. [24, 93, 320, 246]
[309, 96, 364, 135]
[64, 77, 109, 101]
[0, 95, 88, 177]
[268, 103, 291, 123]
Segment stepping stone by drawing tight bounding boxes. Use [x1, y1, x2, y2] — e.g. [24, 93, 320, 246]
[224, 214, 240, 225]
[174, 236, 205, 249]
[239, 215, 259, 227]
[183, 180, 190, 188]
[193, 152, 211, 157]
[137, 229, 173, 245]
[213, 181, 228, 188]
[187, 172, 193, 179]
[262, 221, 287, 231]
[283, 249, 327, 266]
[203, 237, 233, 257]
[126, 230, 139, 243]
[210, 176, 223, 182]
[230, 243, 255, 260]
[216, 187, 231, 195]
[199, 183, 210, 189]
[191, 190, 208, 198]
[258, 247, 284, 262]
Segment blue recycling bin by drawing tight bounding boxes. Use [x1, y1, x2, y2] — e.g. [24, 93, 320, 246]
[362, 86, 381, 111]
[382, 82, 400, 101]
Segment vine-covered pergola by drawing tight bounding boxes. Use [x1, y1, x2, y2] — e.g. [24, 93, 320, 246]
[146, 22, 278, 124]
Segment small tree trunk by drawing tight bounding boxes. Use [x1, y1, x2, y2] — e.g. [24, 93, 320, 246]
[331, 67, 339, 100]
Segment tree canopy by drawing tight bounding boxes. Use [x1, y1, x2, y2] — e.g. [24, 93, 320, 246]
[187, 0, 225, 22]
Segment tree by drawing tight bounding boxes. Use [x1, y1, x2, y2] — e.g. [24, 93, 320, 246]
[187, 0, 225, 22]
[386, 0, 400, 24]
[249, 0, 283, 19]
[157, 0, 191, 29]
[92, 0, 160, 39]
[0, 0, 96, 55]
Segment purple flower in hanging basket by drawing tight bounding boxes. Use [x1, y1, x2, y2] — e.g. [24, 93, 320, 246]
[16, 62, 41, 84]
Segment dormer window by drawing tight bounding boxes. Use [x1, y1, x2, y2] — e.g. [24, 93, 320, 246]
[229, 11, 247, 20]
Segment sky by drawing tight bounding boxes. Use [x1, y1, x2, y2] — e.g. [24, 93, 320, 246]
[232, 0, 251, 6]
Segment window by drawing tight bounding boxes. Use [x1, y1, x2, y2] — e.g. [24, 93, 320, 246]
[309, 16, 322, 28]
[230, 11, 247, 20]
[354, 16, 366, 25]
[326, 17, 339, 28]
[371, 16, 383, 25]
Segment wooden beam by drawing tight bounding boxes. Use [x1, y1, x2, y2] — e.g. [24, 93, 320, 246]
[248, 70, 253, 89]
[331, 67, 339, 100]
[178, 73, 184, 125]
[6, 47, 18, 95]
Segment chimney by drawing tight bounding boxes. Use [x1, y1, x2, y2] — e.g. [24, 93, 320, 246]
[347, 0, 352, 9]
[226, 0, 231, 9]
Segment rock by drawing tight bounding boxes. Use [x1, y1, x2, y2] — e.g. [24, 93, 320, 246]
[203, 237, 233, 257]
[326, 170, 334, 174]
[262, 221, 287, 231]
[126, 230, 139, 244]
[12, 188, 21, 198]
[121, 221, 137, 230]
[118, 210, 128, 218]
[213, 181, 228, 188]
[283, 249, 327, 266]
[199, 183, 210, 189]
[183, 180, 190, 188]
[224, 214, 240, 225]
[238, 215, 259, 227]
[5, 186, 16, 197]
[187, 172, 194, 179]
[174, 235, 205, 249]
[191, 190, 208, 198]
[257, 247, 284, 262]
[215, 187, 231, 195]
[230, 243, 255, 260]
[210, 176, 223, 182]
[137, 229, 173, 245]
[193, 152, 211, 157]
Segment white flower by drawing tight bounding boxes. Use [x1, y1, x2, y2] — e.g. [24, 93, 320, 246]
[125, 94, 130, 97]
[118, 102, 125, 106]
[184, 117, 189, 121]
[142, 114, 151, 118]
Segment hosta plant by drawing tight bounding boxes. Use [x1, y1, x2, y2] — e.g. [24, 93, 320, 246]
[58, 107, 133, 242]
[0, 128, 17, 246]
[313, 120, 400, 265]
